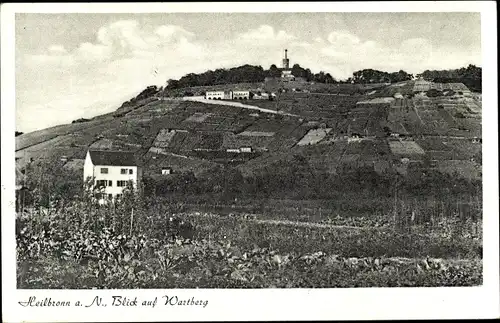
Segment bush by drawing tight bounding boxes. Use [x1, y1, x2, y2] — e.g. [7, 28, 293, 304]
[426, 89, 443, 97]
[72, 118, 91, 124]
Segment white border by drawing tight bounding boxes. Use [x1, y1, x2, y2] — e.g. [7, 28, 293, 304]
[2, 2, 499, 322]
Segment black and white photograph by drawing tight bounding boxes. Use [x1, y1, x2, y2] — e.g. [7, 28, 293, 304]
[2, 2, 499, 322]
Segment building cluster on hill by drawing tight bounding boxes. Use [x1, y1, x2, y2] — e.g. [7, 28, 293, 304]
[204, 89, 275, 101]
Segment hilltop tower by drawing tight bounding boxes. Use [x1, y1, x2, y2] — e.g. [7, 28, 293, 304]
[282, 49, 290, 70]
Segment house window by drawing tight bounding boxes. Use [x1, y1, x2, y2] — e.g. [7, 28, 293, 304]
[96, 180, 107, 188]
[129, 169, 133, 174]
[117, 180, 128, 187]
[108, 180, 112, 187]
[108, 194, 113, 199]
[121, 168, 127, 174]
[101, 168, 108, 174]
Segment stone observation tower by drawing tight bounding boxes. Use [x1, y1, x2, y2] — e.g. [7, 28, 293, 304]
[282, 49, 290, 70]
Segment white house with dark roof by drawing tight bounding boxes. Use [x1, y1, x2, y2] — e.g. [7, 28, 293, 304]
[84, 150, 140, 202]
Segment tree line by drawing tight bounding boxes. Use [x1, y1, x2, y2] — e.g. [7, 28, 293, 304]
[417, 64, 482, 92]
[130, 64, 481, 100]
[348, 69, 413, 84]
[165, 64, 340, 90]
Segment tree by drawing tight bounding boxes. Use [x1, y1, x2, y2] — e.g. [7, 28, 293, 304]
[268, 64, 281, 78]
[419, 65, 482, 92]
[291, 64, 306, 78]
[166, 79, 180, 90]
[305, 68, 313, 81]
[324, 73, 335, 84]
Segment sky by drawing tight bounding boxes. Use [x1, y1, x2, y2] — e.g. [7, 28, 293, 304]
[15, 12, 482, 133]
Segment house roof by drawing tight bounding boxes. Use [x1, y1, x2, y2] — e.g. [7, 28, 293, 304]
[88, 150, 138, 166]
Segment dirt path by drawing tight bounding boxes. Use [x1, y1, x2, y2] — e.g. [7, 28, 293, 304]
[182, 96, 298, 117]
[308, 92, 351, 97]
[249, 218, 375, 230]
[185, 212, 381, 231]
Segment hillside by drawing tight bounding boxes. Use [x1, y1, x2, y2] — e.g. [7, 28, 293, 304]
[16, 79, 482, 204]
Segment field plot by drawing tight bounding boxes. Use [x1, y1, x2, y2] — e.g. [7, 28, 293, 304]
[437, 109, 457, 128]
[237, 151, 290, 175]
[18, 145, 88, 167]
[413, 80, 431, 92]
[164, 131, 189, 151]
[356, 97, 395, 105]
[342, 140, 390, 161]
[171, 131, 224, 152]
[192, 150, 260, 165]
[147, 100, 183, 115]
[391, 98, 415, 111]
[125, 99, 165, 116]
[436, 160, 481, 181]
[297, 128, 332, 146]
[251, 93, 360, 118]
[15, 134, 77, 167]
[430, 83, 444, 91]
[416, 112, 449, 135]
[185, 112, 213, 123]
[453, 118, 481, 137]
[62, 158, 85, 171]
[239, 131, 275, 137]
[463, 100, 481, 114]
[416, 137, 452, 151]
[222, 132, 276, 151]
[425, 150, 457, 160]
[143, 151, 218, 176]
[89, 139, 114, 150]
[412, 97, 432, 107]
[16, 118, 114, 151]
[442, 138, 482, 160]
[389, 140, 425, 156]
[326, 118, 351, 138]
[442, 83, 469, 91]
[372, 81, 415, 97]
[389, 108, 428, 135]
[263, 82, 383, 95]
[386, 121, 409, 136]
[149, 114, 187, 130]
[241, 117, 301, 137]
[152, 129, 177, 148]
[297, 143, 349, 173]
[217, 119, 254, 133]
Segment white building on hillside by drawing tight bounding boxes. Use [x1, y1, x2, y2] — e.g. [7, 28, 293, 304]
[206, 90, 233, 100]
[83, 150, 140, 203]
[232, 90, 250, 100]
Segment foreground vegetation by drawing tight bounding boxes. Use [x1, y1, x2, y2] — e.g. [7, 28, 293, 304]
[17, 189, 482, 288]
